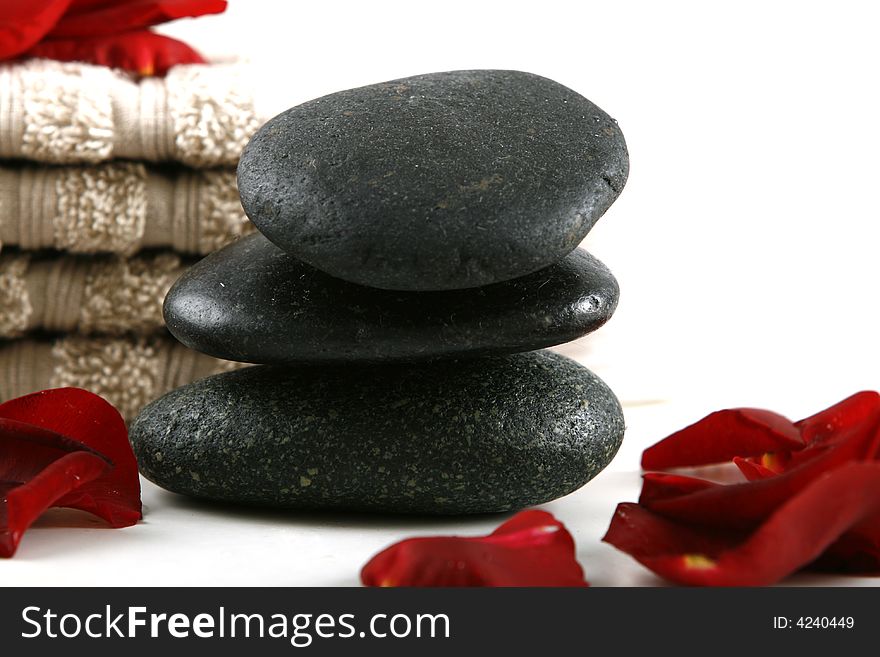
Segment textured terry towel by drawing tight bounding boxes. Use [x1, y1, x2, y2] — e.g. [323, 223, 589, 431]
[0, 162, 253, 255]
[0, 250, 191, 337]
[0, 59, 260, 167]
[0, 335, 242, 421]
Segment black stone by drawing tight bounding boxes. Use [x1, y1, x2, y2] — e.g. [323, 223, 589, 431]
[237, 69, 629, 291]
[129, 351, 625, 514]
[164, 233, 619, 364]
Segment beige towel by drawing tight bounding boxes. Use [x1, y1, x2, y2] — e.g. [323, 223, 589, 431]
[0, 250, 192, 337]
[0, 335, 241, 421]
[0, 162, 253, 255]
[0, 59, 260, 167]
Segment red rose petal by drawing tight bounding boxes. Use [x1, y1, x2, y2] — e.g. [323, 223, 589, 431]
[50, 0, 227, 39]
[25, 28, 205, 76]
[68, 0, 113, 10]
[361, 510, 588, 587]
[604, 462, 880, 585]
[820, 513, 880, 572]
[2, 444, 110, 558]
[641, 415, 880, 531]
[795, 391, 880, 446]
[732, 456, 778, 481]
[612, 392, 880, 584]
[0, 0, 72, 59]
[785, 399, 880, 471]
[641, 408, 803, 470]
[0, 388, 141, 530]
[639, 472, 716, 505]
[603, 503, 737, 571]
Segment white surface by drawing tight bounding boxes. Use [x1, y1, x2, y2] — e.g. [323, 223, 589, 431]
[4, 0, 880, 585]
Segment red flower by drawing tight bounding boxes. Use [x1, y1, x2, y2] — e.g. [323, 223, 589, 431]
[604, 392, 880, 585]
[361, 510, 589, 587]
[27, 29, 204, 76]
[0, 0, 226, 76]
[48, 0, 227, 38]
[641, 407, 803, 471]
[0, 387, 141, 558]
[0, 1, 72, 59]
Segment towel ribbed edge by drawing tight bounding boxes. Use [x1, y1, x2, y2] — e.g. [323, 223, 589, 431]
[0, 59, 261, 167]
[1, 250, 189, 337]
[0, 335, 243, 421]
[0, 163, 253, 255]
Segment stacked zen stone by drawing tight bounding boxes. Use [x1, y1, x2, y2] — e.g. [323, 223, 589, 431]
[130, 70, 629, 515]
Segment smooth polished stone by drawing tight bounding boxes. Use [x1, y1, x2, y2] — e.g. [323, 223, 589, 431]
[237, 69, 629, 291]
[163, 233, 619, 364]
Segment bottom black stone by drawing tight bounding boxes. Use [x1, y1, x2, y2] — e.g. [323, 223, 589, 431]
[129, 350, 624, 514]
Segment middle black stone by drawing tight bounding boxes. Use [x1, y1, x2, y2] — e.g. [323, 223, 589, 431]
[163, 232, 618, 364]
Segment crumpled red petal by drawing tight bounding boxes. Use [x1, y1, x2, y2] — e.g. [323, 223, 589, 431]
[817, 513, 880, 572]
[49, 0, 227, 38]
[0, 388, 141, 557]
[1, 421, 111, 557]
[604, 462, 880, 585]
[638, 471, 715, 504]
[641, 408, 802, 470]
[361, 510, 588, 587]
[641, 413, 880, 531]
[796, 391, 880, 446]
[0, 0, 72, 59]
[25, 29, 205, 75]
[732, 456, 778, 481]
[643, 392, 880, 474]
[0, 387, 141, 525]
[609, 392, 880, 585]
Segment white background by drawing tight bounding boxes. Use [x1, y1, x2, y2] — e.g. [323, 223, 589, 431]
[5, 0, 879, 585]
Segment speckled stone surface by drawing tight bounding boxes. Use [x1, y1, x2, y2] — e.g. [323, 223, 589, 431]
[163, 233, 619, 364]
[237, 69, 629, 291]
[130, 350, 625, 514]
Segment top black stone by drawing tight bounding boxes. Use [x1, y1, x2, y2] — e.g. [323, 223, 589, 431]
[238, 69, 629, 291]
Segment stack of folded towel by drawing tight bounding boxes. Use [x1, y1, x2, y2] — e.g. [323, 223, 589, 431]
[0, 58, 261, 420]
